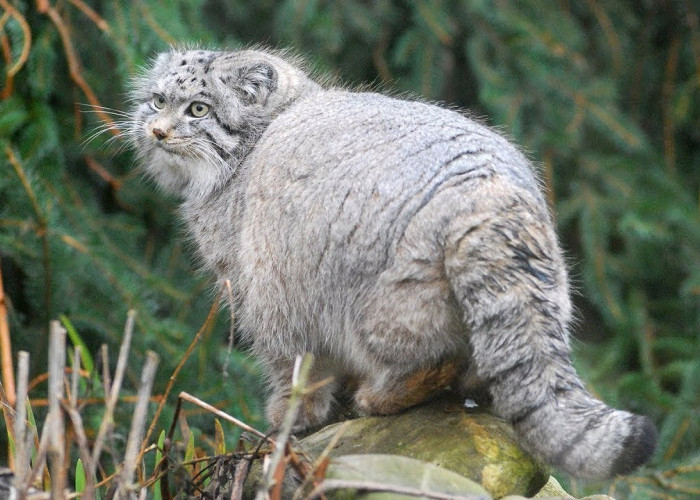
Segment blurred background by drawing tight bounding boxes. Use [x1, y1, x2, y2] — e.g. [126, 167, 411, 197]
[0, 1, 698, 497]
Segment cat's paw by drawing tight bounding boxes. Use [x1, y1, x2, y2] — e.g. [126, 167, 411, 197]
[265, 388, 333, 432]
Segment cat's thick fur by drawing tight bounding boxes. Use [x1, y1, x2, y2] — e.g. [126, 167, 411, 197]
[128, 48, 657, 479]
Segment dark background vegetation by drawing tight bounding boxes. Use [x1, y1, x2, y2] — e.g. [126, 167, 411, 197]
[1, 0, 699, 497]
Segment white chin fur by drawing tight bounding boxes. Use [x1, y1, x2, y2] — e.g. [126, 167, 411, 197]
[146, 149, 228, 200]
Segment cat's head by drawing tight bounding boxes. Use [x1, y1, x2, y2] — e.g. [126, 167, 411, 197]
[128, 48, 319, 200]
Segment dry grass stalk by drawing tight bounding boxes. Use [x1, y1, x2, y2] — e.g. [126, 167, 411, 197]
[47, 320, 66, 500]
[100, 344, 111, 395]
[116, 350, 159, 499]
[13, 351, 31, 495]
[90, 310, 136, 479]
[62, 346, 96, 500]
[8, 311, 165, 499]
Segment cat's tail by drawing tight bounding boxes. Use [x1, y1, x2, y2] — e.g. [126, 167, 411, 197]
[443, 179, 656, 480]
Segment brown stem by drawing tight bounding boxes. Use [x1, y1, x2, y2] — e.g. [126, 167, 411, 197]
[0, 256, 14, 407]
[68, 0, 110, 33]
[0, 28, 14, 99]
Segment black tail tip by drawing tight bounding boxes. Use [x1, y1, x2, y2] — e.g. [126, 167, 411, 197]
[611, 415, 657, 476]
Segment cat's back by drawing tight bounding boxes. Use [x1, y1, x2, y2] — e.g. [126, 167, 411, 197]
[243, 89, 542, 227]
[236, 89, 544, 291]
[251, 89, 537, 190]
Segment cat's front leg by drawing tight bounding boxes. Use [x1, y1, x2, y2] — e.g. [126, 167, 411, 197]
[263, 356, 338, 431]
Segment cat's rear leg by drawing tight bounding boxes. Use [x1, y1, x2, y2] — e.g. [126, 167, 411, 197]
[354, 359, 459, 415]
[352, 258, 466, 415]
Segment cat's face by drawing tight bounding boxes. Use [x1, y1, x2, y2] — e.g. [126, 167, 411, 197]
[129, 49, 278, 200]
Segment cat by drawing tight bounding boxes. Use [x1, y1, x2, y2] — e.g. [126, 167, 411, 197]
[125, 48, 656, 479]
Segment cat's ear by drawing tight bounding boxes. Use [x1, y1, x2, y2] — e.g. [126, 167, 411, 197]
[237, 63, 277, 106]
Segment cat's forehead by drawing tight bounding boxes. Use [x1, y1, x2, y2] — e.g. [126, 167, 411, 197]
[167, 50, 219, 71]
[152, 50, 220, 96]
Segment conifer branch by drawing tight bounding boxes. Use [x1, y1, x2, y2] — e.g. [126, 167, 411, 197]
[5, 145, 52, 326]
[662, 33, 681, 174]
[585, 0, 622, 73]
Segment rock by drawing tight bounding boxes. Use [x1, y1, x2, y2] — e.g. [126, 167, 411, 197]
[298, 394, 548, 498]
[533, 476, 573, 498]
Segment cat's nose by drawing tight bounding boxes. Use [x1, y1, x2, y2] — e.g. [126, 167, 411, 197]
[152, 128, 168, 141]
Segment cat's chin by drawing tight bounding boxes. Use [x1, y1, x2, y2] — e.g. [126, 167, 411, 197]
[145, 151, 230, 201]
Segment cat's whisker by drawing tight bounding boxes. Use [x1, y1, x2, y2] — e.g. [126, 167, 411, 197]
[81, 121, 132, 151]
[79, 103, 133, 117]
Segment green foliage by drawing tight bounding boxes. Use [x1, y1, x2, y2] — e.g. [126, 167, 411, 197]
[1, 0, 699, 497]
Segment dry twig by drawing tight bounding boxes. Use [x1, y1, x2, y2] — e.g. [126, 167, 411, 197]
[178, 391, 273, 444]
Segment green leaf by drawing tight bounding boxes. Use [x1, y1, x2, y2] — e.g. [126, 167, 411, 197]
[153, 430, 165, 500]
[60, 314, 95, 374]
[185, 430, 195, 463]
[75, 458, 86, 494]
[214, 418, 226, 456]
[25, 398, 38, 463]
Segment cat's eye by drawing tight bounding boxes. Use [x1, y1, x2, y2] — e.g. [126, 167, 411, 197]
[152, 94, 166, 109]
[188, 102, 210, 118]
